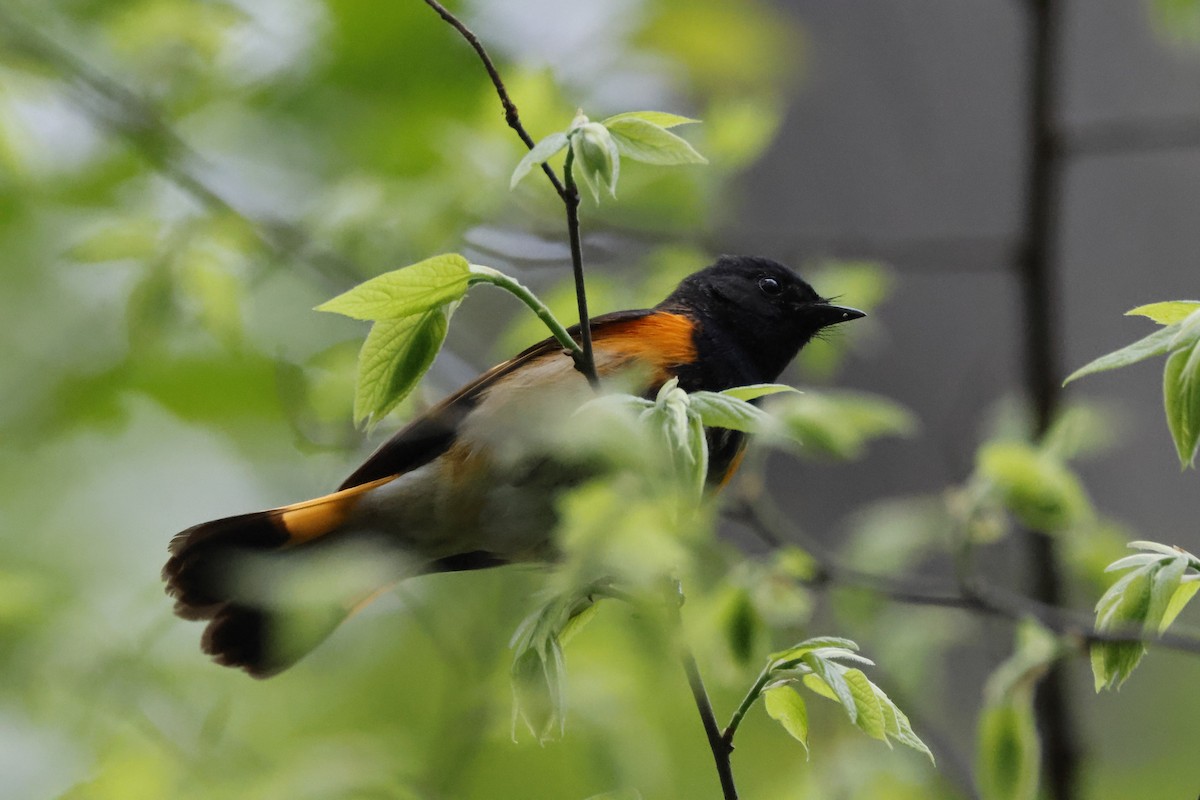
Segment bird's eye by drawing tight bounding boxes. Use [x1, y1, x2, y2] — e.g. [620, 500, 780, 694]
[758, 277, 782, 296]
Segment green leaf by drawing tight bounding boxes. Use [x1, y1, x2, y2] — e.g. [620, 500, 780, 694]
[1126, 301, 1200, 325]
[511, 638, 566, 742]
[800, 672, 839, 702]
[688, 391, 773, 433]
[353, 306, 452, 427]
[1094, 568, 1146, 623]
[763, 685, 809, 754]
[800, 653, 856, 723]
[1090, 643, 1135, 693]
[1163, 343, 1200, 468]
[180, 255, 244, 346]
[977, 701, 1040, 800]
[1094, 562, 1153, 628]
[601, 111, 701, 129]
[770, 636, 859, 667]
[808, 646, 874, 666]
[1170, 308, 1200, 349]
[1091, 561, 1152, 691]
[757, 638, 931, 759]
[769, 391, 918, 459]
[603, 117, 708, 166]
[510, 131, 569, 189]
[720, 587, 761, 665]
[570, 122, 620, 202]
[69, 218, 161, 262]
[511, 583, 606, 654]
[315, 254, 471, 321]
[558, 599, 602, 647]
[783, 652, 932, 760]
[719, 383, 799, 402]
[772, 546, 820, 582]
[510, 584, 609, 742]
[1099, 544, 1200, 636]
[1145, 554, 1188, 631]
[842, 668, 886, 741]
[1162, 580, 1200, 632]
[646, 380, 707, 497]
[1063, 324, 1180, 384]
[1040, 401, 1121, 460]
[1127, 540, 1184, 557]
[976, 441, 1091, 533]
[873, 684, 934, 761]
[685, 402, 709, 498]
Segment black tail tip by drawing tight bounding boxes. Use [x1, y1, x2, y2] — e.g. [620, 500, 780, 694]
[163, 511, 289, 622]
[202, 605, 270, 678]
[199, 602, 348, 678]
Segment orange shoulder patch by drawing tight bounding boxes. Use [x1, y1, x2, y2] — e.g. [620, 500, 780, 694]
[594, 312, 697, 372]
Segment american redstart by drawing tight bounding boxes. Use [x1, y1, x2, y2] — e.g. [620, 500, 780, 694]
[164, 255, 864, 676]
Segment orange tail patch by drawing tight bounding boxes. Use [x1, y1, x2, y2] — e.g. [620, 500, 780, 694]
[275, 476, 394, 544]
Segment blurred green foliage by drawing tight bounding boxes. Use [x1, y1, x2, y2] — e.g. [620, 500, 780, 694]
[4, 2, 1200, 800]
[0, 2, 924, 798]
[1153, 0, 1200, 42]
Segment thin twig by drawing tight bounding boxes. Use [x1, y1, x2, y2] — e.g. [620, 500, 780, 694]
[420, 0, 567, 201]
[681, 647, 739, 800]
[421, 0, 599, 387]
[665, 586, 738, 800]
[562, 148, 599, 386]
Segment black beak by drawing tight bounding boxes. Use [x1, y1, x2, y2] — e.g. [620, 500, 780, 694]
[811, 303, 866, 328]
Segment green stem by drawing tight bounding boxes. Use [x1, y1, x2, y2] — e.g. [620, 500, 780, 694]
[722, 664, 774, 746]
[562, 147, 600, 388]
[468, 265, 583, 359]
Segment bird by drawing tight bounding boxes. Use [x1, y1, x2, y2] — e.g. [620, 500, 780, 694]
[163, 254, 865, 677]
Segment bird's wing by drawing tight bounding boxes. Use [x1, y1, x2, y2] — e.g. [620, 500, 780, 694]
[337, 308, 689, 490]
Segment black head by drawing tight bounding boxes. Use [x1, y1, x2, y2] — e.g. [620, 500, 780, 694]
[657, 255, 865, 387]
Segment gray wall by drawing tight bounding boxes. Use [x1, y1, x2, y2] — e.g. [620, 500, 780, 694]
[730, 0, 1200, 547]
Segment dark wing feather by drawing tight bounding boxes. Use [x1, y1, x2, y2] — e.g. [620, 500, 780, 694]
[338, 309, 654, 490]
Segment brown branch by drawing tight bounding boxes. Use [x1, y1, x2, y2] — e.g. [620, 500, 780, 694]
[728, 498, 1200, 659]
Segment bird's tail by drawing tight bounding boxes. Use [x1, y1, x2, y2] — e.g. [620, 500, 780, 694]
[163, 477, 403, 678]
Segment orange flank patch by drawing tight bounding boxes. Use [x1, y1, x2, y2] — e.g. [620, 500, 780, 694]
[717, 446, 747, 490]
[278, 476, 394, 544]
[595, 312, 697, 375]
